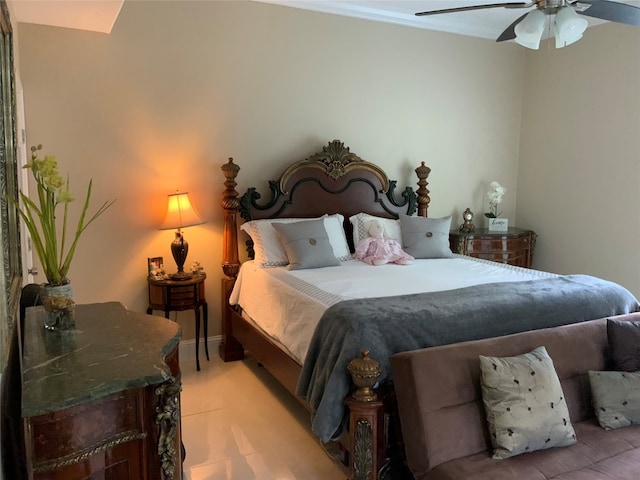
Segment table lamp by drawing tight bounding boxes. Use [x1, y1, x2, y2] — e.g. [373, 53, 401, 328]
[159, 191, 204, 280]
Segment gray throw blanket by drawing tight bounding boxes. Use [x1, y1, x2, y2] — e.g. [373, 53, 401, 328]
[296, 274, 639, 442]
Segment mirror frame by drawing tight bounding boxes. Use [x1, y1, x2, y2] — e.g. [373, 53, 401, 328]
[0, 0, 21, 371]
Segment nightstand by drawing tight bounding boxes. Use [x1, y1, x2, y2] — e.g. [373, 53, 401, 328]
[449, 227, 536, 268]
[147, 273, 209, 371]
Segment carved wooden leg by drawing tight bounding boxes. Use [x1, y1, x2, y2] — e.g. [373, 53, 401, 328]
[218, 278, 244, 361]
[202, 302, 210, 361]
[194, 307, 201, 372]
[345, 396, 386, 480]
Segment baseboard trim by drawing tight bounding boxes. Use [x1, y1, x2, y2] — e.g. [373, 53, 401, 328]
[179, 335, 222, 361]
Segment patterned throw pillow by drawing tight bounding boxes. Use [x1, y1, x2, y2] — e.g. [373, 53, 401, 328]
[479, 346, 576, 459]
[589, 370, 640, 430]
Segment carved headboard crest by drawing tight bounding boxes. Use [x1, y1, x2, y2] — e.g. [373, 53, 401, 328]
[279, 139, 390, 194]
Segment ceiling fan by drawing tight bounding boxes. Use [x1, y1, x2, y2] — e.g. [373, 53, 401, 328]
[415, 0, 640, 49]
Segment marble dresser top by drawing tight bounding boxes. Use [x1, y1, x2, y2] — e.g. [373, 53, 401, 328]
[21, 301, 181, 418]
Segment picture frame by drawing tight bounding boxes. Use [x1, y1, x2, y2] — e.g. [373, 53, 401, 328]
[148, 256, 164, 278]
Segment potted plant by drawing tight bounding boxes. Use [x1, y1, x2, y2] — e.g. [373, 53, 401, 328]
[15, 144, 115, 329]
[485, 181, 508, 231]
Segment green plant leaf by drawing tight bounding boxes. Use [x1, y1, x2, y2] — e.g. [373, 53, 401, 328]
[14, 145, 115, 285]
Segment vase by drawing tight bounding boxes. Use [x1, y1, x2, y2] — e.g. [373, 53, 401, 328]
[42, 281, 75, 331]
[488, 217, 509, 232]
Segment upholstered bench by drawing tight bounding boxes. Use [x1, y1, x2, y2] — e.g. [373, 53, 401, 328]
[391, 313, 640, 480]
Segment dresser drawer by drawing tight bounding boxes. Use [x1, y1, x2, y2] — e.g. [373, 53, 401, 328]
[29, 390, 145, 472]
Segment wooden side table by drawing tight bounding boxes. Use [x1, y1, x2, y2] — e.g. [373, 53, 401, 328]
[147, 273, 209, 371]
[449, 227, 536, 268]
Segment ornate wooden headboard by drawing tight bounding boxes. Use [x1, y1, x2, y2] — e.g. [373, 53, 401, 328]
[221, 139, 431, 279]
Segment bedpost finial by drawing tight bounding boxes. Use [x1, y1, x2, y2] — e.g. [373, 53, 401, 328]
[222, 157, 240, 180]
[347, 349, 382, 402]
[415, 161, 431, 179]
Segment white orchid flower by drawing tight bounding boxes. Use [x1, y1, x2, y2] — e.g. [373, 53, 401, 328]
[485, 181, 506, 218]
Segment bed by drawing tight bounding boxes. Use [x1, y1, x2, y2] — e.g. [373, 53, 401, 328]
[219, 139, 639, 480]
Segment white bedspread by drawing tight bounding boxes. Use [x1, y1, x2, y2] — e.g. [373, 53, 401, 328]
[229, 255, 558, 364]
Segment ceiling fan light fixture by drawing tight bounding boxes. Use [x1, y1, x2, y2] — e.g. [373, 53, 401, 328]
[514, 9, 545, 49]
[554, 6, 588, 48]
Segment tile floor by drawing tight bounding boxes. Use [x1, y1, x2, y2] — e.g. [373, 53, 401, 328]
[180, 353, 348, 480]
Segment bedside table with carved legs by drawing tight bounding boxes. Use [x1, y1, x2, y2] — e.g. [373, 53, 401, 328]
[147, 273, 209, 371]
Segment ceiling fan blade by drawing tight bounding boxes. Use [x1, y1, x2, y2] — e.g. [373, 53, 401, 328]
[496, 12, 529, 41]
[576, 0, 640, 26]
[416, 2, 530, 17]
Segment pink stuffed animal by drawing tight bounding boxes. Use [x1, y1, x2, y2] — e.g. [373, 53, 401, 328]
[355, 220, 414, 266]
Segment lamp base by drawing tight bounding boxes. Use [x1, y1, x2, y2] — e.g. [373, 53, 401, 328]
[170, 231, 191, 281]
[168, 271, 193, 281]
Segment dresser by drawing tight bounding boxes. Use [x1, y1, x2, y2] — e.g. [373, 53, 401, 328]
[449, 227, 536, 268]
[15, 302, 182, 480]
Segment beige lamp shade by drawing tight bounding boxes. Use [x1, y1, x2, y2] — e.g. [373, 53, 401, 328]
[160, 192, 204, 230]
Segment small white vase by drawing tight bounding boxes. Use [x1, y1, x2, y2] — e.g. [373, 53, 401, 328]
[488, 218, 509, 232]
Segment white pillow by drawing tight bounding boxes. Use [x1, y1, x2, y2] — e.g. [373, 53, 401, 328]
[240, 214, 351, 267]
[349, 213, 402, 248]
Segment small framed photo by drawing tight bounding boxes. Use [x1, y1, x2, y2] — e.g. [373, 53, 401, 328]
[148, 256, 165, 278]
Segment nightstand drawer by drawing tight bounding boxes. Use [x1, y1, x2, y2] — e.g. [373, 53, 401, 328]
[465, 234, 530, 253]
[169, 285, 196, 305]
[469, 250, 531, 268]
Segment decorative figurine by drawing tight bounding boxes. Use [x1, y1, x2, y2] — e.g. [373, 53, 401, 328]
[191, 259, 203, 275]
[459, 208, 475, 233]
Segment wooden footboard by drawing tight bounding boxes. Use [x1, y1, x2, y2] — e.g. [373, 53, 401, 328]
[219, 141, 431, 480]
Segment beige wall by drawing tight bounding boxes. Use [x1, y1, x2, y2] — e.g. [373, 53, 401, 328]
[517, 23, 640, 294]
[18, 3, 640, 337]
[16, 1, 526, 339]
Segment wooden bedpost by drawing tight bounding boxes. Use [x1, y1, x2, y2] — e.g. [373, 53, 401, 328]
[220, 158, 244, 361]
[415, 161, 431, 217]
[346, 350, 388, 480]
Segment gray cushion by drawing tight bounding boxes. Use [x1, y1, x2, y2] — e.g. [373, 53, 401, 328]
[399, 214, 453, 259]
[479, 346, 576, 459]
[272, 219, 339, 270]
[589, 370, 640, 430]
[608, 318, 640, 372]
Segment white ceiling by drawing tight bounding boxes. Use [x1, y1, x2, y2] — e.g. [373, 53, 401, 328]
[258, 0, 640, 39]
[10, 0, 640, 40]
[11, 0, 124, 34]
[258, 0, 544, 39]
